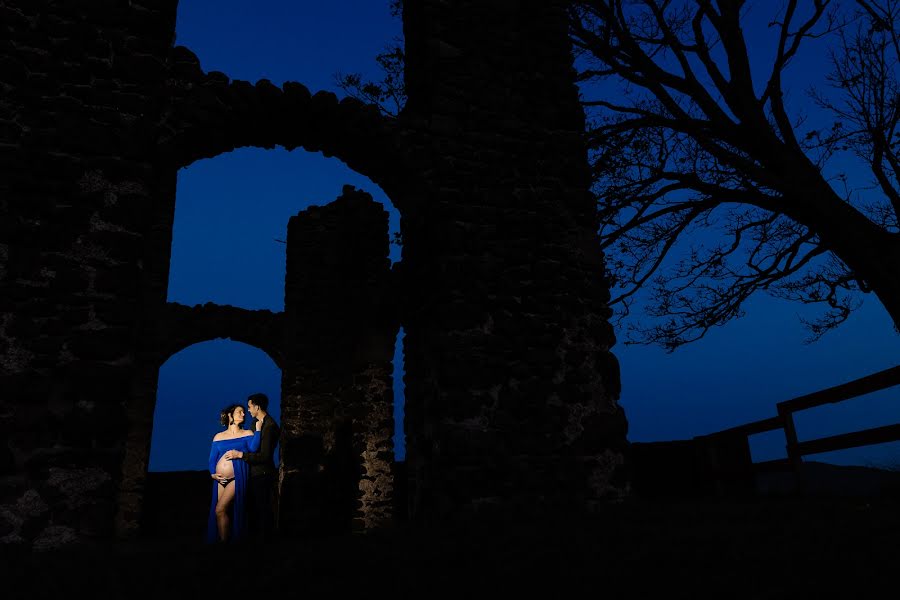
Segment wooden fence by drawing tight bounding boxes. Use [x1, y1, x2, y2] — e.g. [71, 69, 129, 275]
[696, 364, 900, 494]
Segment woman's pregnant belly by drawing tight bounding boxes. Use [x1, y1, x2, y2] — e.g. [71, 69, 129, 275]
[215, 452, 235, 479]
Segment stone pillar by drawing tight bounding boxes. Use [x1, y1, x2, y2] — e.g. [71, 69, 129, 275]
[0, 0, 179, 548]
[279, 186, 396, 535]
[399, 0, 628, 522]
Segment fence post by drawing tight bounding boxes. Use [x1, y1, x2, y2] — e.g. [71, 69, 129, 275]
[778, 405, 805, 496]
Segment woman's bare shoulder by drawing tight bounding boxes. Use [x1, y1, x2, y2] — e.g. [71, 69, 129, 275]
[241, 430, 255, 437]
[213, 432, 226, 441]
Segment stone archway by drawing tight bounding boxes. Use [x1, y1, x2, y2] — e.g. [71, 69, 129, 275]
[116, 181, 399, 537]
[111, 44, 411, 536]
[116, 302, 287, 537]
[140, 338, 283, 540]
[160, 45, 408, 198]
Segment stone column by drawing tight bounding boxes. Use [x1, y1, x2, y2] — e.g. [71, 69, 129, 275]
[399, 0, 628, 522]
[279, 186, 396, 535]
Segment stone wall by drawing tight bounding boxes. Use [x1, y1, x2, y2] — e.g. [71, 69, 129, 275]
[0, 0, 180, 548]
[0, 0, 628, 550]
[398, 0, 627, 521]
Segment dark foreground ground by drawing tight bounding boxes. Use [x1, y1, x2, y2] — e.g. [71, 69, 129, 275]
[8, 495, 899, 598]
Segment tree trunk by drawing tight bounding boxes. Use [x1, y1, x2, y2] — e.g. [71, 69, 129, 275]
[792, 184, 900, 333]
[841, 233, 900, 332]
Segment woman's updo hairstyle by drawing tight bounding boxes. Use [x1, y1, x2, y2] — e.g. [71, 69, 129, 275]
[219, 404, 241, 427]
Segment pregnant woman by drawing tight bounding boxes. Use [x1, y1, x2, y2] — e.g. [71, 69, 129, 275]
[206, 404, 260, 543]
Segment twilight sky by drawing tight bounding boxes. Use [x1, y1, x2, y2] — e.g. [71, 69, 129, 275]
[149, 0, 900, 472]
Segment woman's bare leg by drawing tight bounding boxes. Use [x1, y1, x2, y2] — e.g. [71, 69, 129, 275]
[215, 481, 235, 542]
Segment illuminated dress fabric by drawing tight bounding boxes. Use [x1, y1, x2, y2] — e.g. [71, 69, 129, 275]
[206, 431, 261, 543]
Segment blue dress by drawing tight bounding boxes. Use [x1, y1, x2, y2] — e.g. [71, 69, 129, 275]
[206, 430, 261, 543]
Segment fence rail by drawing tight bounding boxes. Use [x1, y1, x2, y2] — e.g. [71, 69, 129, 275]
[698, 364, 900, 494]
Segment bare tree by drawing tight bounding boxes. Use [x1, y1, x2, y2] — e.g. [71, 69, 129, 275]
[570, 0, 900, 350]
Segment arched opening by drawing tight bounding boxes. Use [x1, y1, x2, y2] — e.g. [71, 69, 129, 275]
[149, 340, 282, 472]
[169, 147, 401, 311]
[129, 141, 405, 536]
[141, 340, 282, 541]
[120, 88, 411, 537]
[155, 3, 409, 534]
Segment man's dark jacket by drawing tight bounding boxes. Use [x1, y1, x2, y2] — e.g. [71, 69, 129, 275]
[244, 415, 280, 478]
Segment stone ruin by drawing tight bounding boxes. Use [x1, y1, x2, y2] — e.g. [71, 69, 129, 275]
[0, 0, 629, 550]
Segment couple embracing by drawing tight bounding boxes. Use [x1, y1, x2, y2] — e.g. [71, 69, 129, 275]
[207, 392, 280, 544]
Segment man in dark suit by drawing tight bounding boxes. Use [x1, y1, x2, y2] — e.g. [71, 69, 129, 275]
[228, 392, 280, 543]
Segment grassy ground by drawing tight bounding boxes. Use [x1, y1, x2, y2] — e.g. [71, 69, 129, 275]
[9, 495, 899, 598]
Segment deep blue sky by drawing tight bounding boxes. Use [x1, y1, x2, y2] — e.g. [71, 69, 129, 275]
[149, 1, 900, 472]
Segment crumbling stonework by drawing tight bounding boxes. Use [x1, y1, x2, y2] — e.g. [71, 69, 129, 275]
[0, 0, 628, 550]
[398, 0, 628, 521]
[278, 188, 396, 535]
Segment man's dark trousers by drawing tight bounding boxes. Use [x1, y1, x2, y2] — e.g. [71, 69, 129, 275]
[247, 473, 276, 543]
[244, 414, 280, 543]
